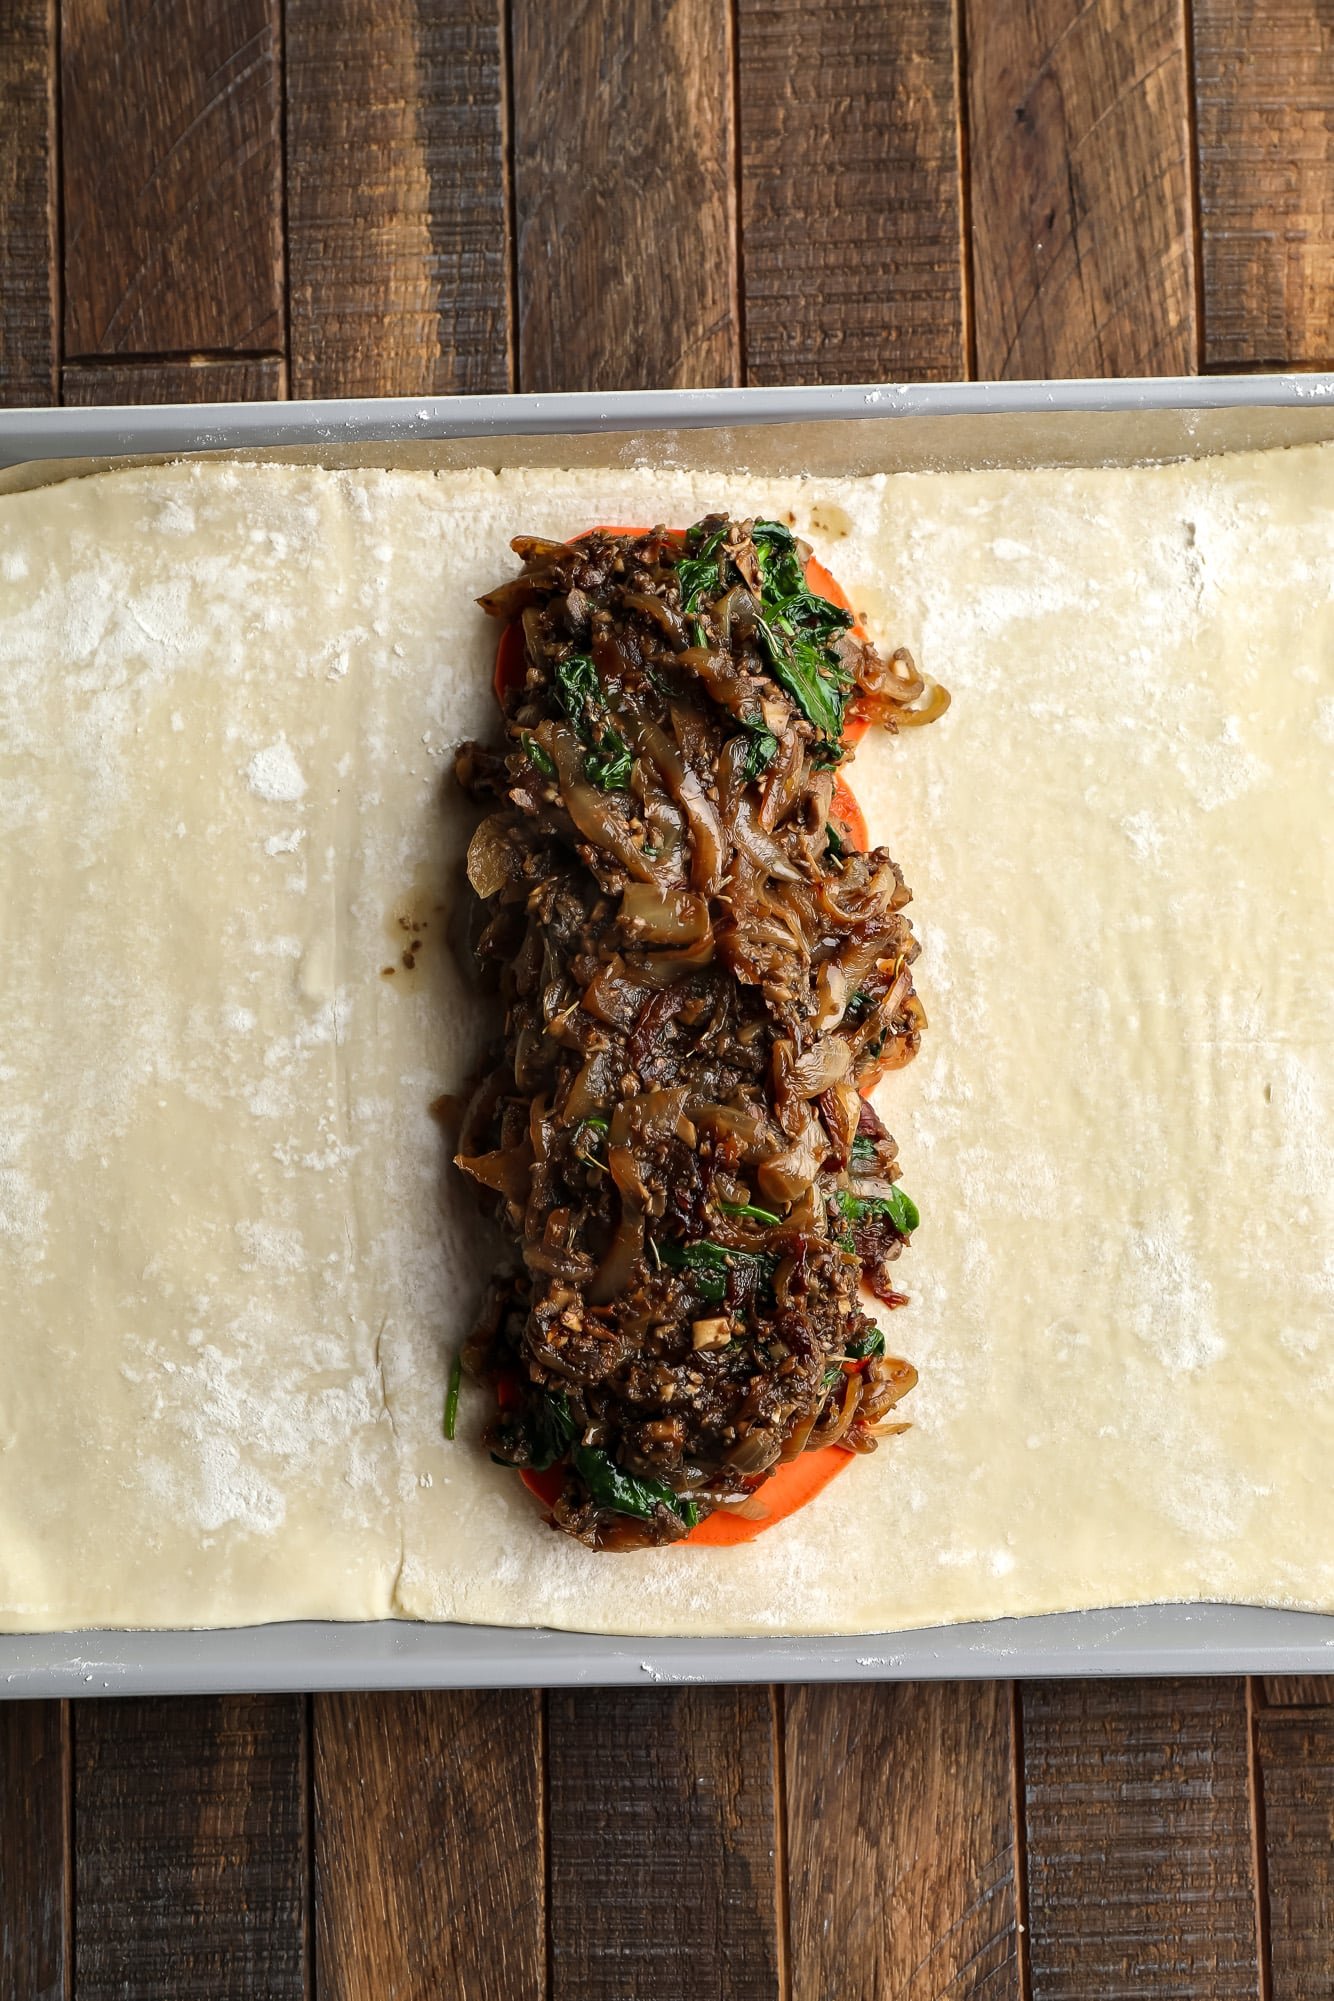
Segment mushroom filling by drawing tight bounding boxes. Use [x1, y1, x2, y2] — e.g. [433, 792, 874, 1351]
[453, 517, 946, 1549]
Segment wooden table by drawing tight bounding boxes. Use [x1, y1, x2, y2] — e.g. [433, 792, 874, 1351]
[2, 3, 1332, 1994]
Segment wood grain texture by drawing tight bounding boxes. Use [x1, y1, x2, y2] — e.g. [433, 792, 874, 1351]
[61, 0, 283, 357]
[785, 1681, 1021, 2001]
[966, 0, 1197, 377]
[1256, 1707, 1334, 2000]
[74, 1696, 307, 2000]
[738, 0, 966, 383]
[547, 1687, 779, 2000]
[512, 0, 737, 393]
[314, 1691, 543, 2001]
[286, 0, 509, 400]
[1262, 1677, 1334, 1706]
[1021, 1679, 1259, 1998]
[0, 0, 57, 404]
[63, 358, 285, 403]
[1194, 0, 1334, 368]
[0, 1702, 68, 2001]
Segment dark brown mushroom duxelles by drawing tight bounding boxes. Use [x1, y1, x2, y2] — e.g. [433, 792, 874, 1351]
[452, 516, 947, 1549]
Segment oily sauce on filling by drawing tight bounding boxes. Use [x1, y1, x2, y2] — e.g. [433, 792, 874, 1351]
[453, 517, 947, 1549]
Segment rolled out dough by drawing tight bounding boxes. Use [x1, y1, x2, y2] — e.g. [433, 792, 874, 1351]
[0, 446, 1329, 1635]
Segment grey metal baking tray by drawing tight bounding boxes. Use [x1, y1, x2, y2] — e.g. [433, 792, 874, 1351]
[3, 375, 1333, 1695]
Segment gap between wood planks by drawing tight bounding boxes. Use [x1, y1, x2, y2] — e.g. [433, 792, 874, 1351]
[1247, 1676, 1277, 2001]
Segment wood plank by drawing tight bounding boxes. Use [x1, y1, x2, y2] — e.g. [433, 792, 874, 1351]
[738, 0, 965, 384]
[1194, 0, 1334, 370]
[61, 0, 283, 358]
[547, 1687, 779, 2000]
[785, 1681, 1022, 2000]
[74, 1695, 307, 2000]
[1021, 1678, 1259, 1998]
[0, 1702, 68, 2001]
[313, 1690, 543, 2001]
[0, 0, 57, 404]
[63, 358, 285, 404]
[1256, 1707, 1334, 2001]
[1262, 1677, 1334, 1707]
[286, 0, 509, 400]
[512, 0, 737, 393]
[966, 0, 1197, 378]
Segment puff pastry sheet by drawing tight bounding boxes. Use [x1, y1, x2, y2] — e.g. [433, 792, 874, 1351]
[1, 447, 1329, 1634]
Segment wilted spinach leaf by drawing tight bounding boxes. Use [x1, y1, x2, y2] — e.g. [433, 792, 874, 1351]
[740, 726, 780, 781]
[832, 1186, 920, 1235]
[751, 520, 856, 744]
[520, 733, 556, 779]
[677, 522, 728, 611]
[658, 1238, 776, 1305]
[845, 1324, 886, 1361]
[718, 1198, 783, 1226]
[528, 1392, 577, 1471]
[554, 654, 634, 791]
[443, 1353, 462, 1440]
[584, 726, 634, 791]
[572, 1445, 700, 1527]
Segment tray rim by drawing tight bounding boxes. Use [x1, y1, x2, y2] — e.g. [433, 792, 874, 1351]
[3, 373, 1333, 1693]
[3, 371, 1334, 465]
[3, 1604, 1334, 1698]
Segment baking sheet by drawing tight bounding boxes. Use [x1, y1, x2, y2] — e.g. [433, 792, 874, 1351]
[3, 375, 1333, 1691]
[3, 1606, 1333, 1698]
